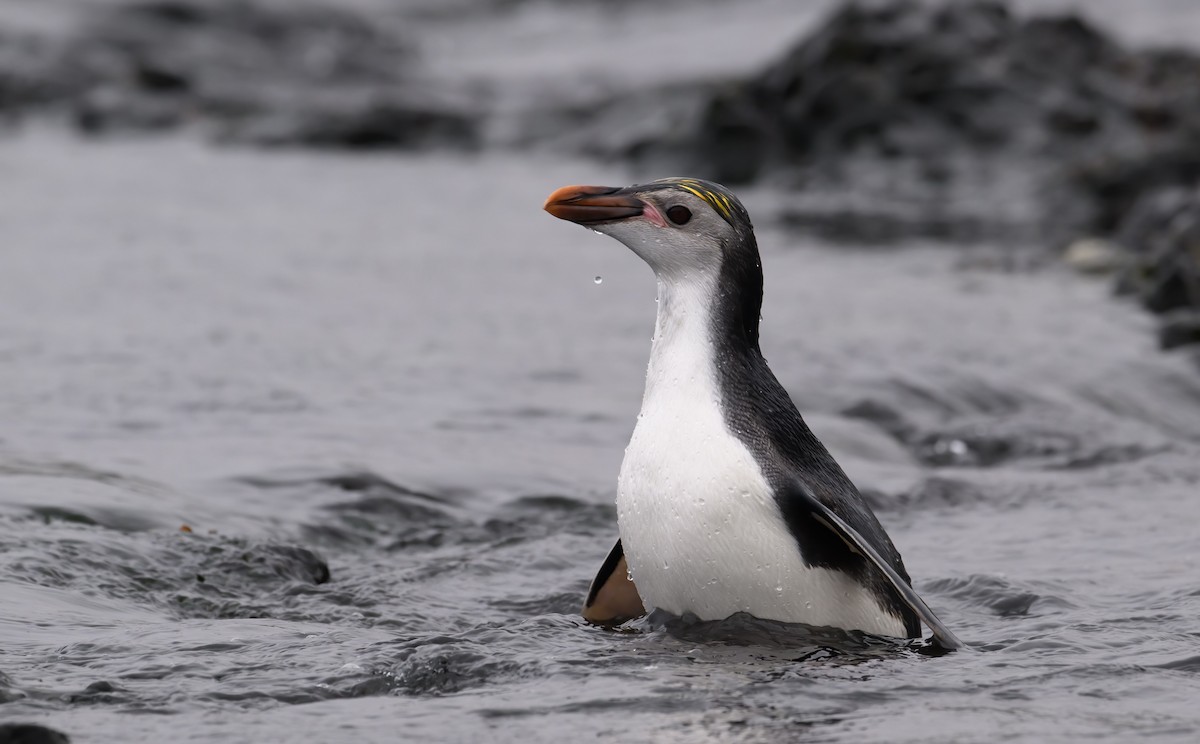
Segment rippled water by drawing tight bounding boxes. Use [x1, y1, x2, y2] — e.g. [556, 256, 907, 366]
[2, 131, 1199, 742]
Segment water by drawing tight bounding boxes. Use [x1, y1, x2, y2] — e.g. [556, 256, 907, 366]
[5, 0, 1200, 738]
[2, 131, 1199, 742]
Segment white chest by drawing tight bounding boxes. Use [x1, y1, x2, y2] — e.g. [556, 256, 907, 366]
[613, 278, 905, 636]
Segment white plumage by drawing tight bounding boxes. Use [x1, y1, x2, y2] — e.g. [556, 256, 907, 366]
[616, 273, 907, 637]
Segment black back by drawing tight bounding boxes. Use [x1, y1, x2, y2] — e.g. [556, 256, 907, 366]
[680, 181, 921, 637]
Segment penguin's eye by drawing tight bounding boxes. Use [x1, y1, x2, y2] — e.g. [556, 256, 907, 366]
[666, 205, 692, 225]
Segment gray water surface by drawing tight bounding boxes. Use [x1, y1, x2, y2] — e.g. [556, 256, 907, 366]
[2, 132, 1199, 742]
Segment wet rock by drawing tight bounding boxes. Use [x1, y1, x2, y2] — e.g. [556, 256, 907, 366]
[1064, 238, 1123, 275]
[0, 34, 59, 120]
[172, 536, 333, 588]
[230, 543, 332, 585]
[63, 680, 125, 705]
[1114, 187, 1200, 319]
[615, 1, 1200, 245]
[222, 96, 480, 150]
[384, 641, 527, 696]
[0, 724, 71, 744]
[1074, 132, 1200, 236]
[20, 0, 480, 150]
[165, 537, 332, 620]
[1158, 310, 1200, 350]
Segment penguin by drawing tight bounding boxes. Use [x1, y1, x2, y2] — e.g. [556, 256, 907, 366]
[544, 178, 962, 649]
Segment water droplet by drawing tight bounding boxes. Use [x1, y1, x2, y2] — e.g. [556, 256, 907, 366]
[593, 275, 603, 285]
[775, 585, 783, 594]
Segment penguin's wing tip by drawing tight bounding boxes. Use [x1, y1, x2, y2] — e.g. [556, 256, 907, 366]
[582, 538, 646, 626]
[791, 483, 966, 651]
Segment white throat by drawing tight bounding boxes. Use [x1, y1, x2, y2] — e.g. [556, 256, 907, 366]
[642, 272, 720, 407]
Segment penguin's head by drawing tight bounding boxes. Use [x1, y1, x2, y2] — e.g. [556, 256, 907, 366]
[544, 177, 757, 280]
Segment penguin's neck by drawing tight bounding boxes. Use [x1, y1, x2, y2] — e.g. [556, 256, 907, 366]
[643, 270, 761, 407]
[643, 275, 710, 405]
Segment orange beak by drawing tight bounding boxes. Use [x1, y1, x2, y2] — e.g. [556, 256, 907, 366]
[543, 184, 643, 225]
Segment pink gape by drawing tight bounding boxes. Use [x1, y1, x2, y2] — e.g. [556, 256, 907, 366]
[639, 200, 667, 228]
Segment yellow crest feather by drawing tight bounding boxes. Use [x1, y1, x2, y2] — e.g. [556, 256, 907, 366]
[675, 179, 734, 220]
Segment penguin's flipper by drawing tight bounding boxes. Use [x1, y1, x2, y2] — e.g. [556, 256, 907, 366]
[789, 483, 964, 650]
[582, 538, 645, 625]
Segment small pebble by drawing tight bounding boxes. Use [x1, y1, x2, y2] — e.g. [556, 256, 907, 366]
[1064, 238, 1123, 275]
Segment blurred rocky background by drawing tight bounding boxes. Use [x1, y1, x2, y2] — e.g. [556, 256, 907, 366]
[1, 0, 1198, 351]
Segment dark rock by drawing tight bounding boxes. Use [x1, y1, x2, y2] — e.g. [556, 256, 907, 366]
[0, 723, 71, 744]
[14, 0, 481, 150]
[83, 681, 118, 693]
[74, 87, 187, 133]
[163, 536, 332, 620]
[63, 679, 125, 704]
[222, 96, 480, 150]
[1076, 140, 1200, 235]
[0, 34, 66, 126]
[1114, 187, 1200, 319]
[610, 1, 1200, 245]
[1159, 310, 1200, 350]
[221, 543, 332, 586]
